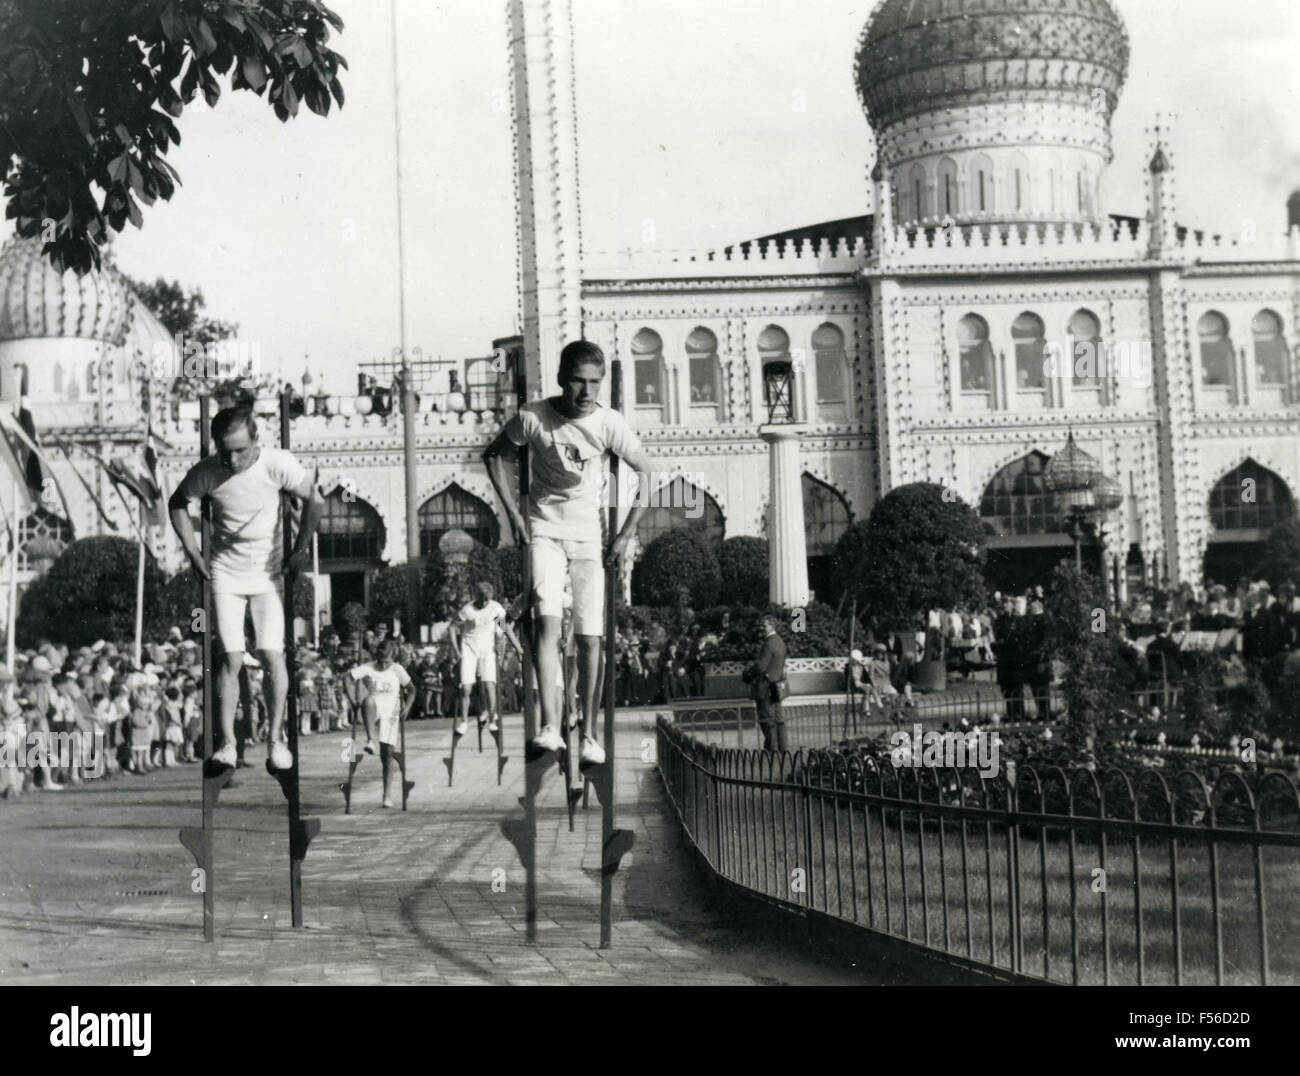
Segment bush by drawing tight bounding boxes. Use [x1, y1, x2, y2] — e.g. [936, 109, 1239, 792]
[837, 483, 986, 631]
[370, 563, 421, 629]
[632, 527, 721, 608]
[717, 536, 768, 607]
[708, 601, 850, 662]
[338, 601, 368, 644]
[1042, 563, 1136, 738]
[17, 536, 166, 647]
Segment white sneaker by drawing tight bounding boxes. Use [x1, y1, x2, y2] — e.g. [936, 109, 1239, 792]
[364, 739, 376, 755]
[488, 717, 499, 733]
[381, 796, 393, 809]
[477, 710, 490, 726]
[579, 736, 606, 767]
[454, 719, 468, 737]
[530, 724, 564, 754]
[268, 742, 294, 771]
[210, 743, 237, 768]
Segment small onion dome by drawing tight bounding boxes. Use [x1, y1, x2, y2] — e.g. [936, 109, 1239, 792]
[437, 528, 475, 560]
[1044, 432, 1101, 493]
[1092, 472, 1124, 513]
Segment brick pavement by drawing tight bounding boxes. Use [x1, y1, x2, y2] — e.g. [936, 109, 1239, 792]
[0, 709, 892, 985]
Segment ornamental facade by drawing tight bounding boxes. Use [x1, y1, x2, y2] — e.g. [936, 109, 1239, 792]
[1, 0, 1297, 635]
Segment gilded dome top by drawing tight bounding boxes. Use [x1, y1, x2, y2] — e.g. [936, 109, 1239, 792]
[855, 0, 1130, 131]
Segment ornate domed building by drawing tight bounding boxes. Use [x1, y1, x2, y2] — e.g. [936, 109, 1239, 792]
[510, 0, 1300, 602]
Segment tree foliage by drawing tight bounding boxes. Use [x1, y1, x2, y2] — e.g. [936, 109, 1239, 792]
[839, 483, 986, 630]
[633, 527, 721, 609]
[1259, 516, 1300, 589]
[1, 0, 347, 274]
[1041, 562, 1136, 738]
[717, 536, 768, 607]
[17, 536, 166, 647]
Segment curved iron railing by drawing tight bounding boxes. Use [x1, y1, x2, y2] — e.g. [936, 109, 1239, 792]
[655, 715, 1300, 985]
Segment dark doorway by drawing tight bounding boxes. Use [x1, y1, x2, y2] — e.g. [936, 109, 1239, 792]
[983, 540, 1101, 594]
[1203, 541, 1265, 587]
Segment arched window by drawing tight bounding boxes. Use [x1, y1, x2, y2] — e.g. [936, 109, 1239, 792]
[464, 356, 506, 412]
[1198, 311, 1235, 388]
[812, 323, 846, 404]
[1068, 309, 1103, 388]
[631, 328, 666, 412]
[419, 483, 499, 555]
[803, 474, 850, 556]
[958, 314, 994, 393]
[972, 154, 994, 214]
[1252, 310, 1288, 387]
[1009, 153, 1030, 212]
[1013, 312, 1047, 392]
[758, 325, 794, 422]
[17, 507, 72, 572]
[980, 452, 1063, 537]
[318, 490, 385, 563]
[909, 163, 927, 221]
[635, 477, 724, 550]
[1013, 309, 1045, 392]
[685, 326, 721, 409]
[938, 157, 959, 217]
[1209, 460, 1293, 534]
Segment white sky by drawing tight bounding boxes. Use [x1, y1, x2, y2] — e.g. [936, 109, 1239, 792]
[10, 0, 1300, 392]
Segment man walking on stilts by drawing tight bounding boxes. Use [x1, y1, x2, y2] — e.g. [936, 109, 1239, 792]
[484, 340, 648, 763]
[169, 403, 324, 771]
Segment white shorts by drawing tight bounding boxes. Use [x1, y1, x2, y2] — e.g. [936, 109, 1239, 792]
[213, 585, 285, 655]
[459, 643, 497, 686]
[530, 536, 604, 635]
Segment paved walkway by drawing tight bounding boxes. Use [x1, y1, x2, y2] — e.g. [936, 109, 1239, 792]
[0, 709, 891, 985]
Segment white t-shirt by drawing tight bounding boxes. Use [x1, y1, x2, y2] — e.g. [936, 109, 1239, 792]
[458, 600, 505, 651]
[349, 662, 412, 743]
[175, 447, 311, 593]
[504, 399, 642, 543]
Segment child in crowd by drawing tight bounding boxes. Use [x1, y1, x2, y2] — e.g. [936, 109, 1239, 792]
[0, 697, 24, 799]
[297, 663, 319, 735]
[181, 682, 201, 762]
[162, 686, 184, 767]
[129, 685, 156, 774]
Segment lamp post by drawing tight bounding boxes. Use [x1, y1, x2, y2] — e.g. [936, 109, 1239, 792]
[438, 528, 475, 604]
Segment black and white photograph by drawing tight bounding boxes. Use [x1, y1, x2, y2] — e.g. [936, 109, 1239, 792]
[0, 0, 1296, 1029]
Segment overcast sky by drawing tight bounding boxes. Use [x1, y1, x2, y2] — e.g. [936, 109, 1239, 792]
[13, 0, 1299, 392]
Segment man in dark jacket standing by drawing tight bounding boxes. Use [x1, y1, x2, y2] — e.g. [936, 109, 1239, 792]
[745, 614, 788, 752]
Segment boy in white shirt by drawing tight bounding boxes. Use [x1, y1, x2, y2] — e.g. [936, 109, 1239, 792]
[483, 340, 650, 764]
[169, 404, 324, 772]
[449, 580, 520, 737]
[345, 639, 415, 808]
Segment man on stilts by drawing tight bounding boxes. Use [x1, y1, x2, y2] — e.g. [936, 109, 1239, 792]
[168, 403, 324, 771]
[484, 340, 648, 762]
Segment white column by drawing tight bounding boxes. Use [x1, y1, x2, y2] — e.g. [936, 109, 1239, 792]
[761, 424, 810, 607]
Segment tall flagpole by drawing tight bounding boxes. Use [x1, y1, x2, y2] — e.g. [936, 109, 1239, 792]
[312, 530, 320, 644]
[391, 0, 421, 638]
[6, 478, 16, 674]
[134, 500, 145, 667]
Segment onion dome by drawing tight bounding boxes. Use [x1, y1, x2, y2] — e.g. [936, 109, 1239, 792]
[855, 0, 1130, 132]
[1044, 432, 1101, 493]
[0, 235, 132, 345]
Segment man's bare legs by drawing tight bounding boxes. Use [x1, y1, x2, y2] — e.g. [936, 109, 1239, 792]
[576, 634, 600, 737]
[217, 651, 242, 750]
[534, 614, 564, 733]
[259, 648, 289, 745]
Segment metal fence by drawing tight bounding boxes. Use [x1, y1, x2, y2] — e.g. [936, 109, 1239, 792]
[655, 715, 1300, 985]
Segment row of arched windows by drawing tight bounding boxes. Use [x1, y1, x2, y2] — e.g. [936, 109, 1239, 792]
[894, 154, 1097, 221]
[958, 310, 1106, 396]
[316, 476, 854, 564]
[1197, 310, 1290, 391]
[628, 323, 849, 418]
[980, 455, 1293, 539]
